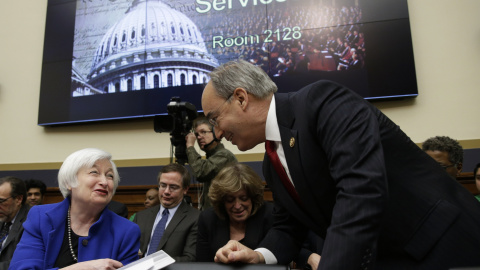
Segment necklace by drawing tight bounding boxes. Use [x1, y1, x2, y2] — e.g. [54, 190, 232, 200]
[67, 208, 78, 262]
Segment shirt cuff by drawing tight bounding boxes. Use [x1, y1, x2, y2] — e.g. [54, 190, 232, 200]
[255, 248, 277, 264]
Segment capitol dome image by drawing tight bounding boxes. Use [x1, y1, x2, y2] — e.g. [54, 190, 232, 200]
[72, 0, 218, 97]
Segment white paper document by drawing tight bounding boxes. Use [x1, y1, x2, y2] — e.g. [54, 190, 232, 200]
[119, 250, 175, 270]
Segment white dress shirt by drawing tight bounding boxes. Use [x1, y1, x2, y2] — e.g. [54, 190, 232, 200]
[255, 95, 296, 265]
[145, 202, 180, 255]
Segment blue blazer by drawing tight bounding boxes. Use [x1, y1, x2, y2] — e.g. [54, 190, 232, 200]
[260, 81, 480, 269]
[9, 198, 140, 270]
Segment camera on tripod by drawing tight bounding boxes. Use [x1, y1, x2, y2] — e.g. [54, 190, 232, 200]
[154, 97, 198, 165]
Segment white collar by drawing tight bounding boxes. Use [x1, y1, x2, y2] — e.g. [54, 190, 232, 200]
[265, 95, 281, 142]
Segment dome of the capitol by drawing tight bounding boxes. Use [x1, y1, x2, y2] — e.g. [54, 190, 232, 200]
[85, 0, 218, 94]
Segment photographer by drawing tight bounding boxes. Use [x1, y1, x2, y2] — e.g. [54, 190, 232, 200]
[185, 117, 237, 210]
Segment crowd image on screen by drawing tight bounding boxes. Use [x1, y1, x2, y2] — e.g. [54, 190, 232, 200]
[195, 2, 365, 77]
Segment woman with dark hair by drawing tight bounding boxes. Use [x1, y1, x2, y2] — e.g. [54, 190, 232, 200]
[10, 148, 140, 270]
[196, 163, 273, 262]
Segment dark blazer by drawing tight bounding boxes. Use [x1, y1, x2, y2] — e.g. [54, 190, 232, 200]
[133, 202, 200, 262]
[196, 202, 274, 262]
[9, 198, 140, 270]
[0, 204, 30, 270]
[260, 81, 480, 269]
[294, 231, 324, 269]
[107, 200, 129, 218]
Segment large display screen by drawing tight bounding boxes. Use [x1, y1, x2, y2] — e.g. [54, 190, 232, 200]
[38, 0, 417, 126]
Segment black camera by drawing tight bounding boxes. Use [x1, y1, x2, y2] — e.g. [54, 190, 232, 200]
[154, 97, 198, 165]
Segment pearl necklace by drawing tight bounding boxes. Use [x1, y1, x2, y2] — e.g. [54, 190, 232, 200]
[67, 208, 78, 262]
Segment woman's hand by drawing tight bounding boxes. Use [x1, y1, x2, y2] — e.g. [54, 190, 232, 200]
[62, 259, 123, 270]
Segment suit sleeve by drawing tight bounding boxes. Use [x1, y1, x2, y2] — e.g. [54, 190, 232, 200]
[258, 198, 308, 264]
[173, 211, 199, 262]
[0, 259, 8, 270]
[195, 211, 214, 262]
[310, 82, 388, 269]
[294, 231, 324, 269]
[294, 248, 313, 269]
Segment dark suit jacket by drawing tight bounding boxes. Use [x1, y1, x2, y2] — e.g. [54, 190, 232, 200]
[0, 204, 30, 270]
[107, 200, 128, 218]
[260, 81, 480, 270]
[133, 202, 200, 262]
[294, 231, 324, 269]
[196, 202, 274, 262]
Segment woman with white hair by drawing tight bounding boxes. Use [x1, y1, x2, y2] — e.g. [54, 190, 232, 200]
[10, 148, 140, 269]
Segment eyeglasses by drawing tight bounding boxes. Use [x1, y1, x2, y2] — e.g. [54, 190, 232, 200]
[194, 130, 212, 137]
[159, 183, 181, 192]
[0, 197, 12, 205]
[207, 94, 233, 127]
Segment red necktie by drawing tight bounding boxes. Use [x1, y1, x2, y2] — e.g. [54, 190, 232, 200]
[265, 140, 302, 205]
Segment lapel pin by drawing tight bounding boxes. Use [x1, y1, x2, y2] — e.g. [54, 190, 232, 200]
[289, 137, 295, 147]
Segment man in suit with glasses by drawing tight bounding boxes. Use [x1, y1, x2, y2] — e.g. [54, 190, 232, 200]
[0, 176, 30, 269]
[133, 163, 200, 261]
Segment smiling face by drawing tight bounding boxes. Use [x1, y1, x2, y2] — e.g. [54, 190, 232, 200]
[26, 187, 43, 206]
[202, 82, 266, 151]
[71, 159, 115, 208]
[224, 189, 252, 225]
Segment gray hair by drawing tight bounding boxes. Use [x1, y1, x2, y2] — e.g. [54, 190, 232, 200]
[422, 136, 464, 165]
[208, 59, 277, 100]
[58, 148, 120, 198]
